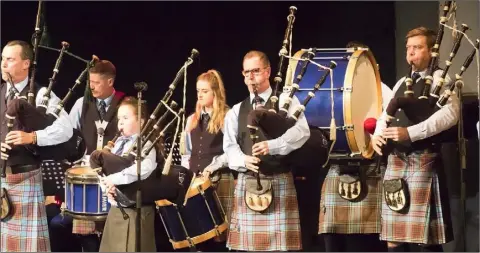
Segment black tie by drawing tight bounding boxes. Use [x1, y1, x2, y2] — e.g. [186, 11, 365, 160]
[201, 113, 210, 130]
[99, 100, 107, 120]
[114, 138, 130, 156]
[411, 72, 421, 83]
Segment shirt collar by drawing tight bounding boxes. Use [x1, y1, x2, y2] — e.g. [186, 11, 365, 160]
[118, 133, 138, 142]
[411, 69, 427, 78]
[249, 86, 272, 104]
[97, 89, 116, 107]
[201, 107, 212, 117]
[6, 76, 29, 95]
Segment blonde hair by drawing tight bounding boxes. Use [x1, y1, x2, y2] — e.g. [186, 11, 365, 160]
[187, 69, 229, 134]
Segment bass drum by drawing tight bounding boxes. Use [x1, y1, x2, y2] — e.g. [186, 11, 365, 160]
[288, 48, 382, 159]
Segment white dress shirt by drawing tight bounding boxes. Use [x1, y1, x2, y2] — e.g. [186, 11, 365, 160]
[223, 86, 310, 172]
[106, 134, 157, 185]
[374, 69, 460, 142]
[5, 76, 73, 146]
[381, 82, 394, 110]
[69, 90, 116, 130]
[180, 113, 229, 171]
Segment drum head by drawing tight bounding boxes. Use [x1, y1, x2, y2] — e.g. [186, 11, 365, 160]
[66, 166, 99, 183]
[343, 49, 382, 158]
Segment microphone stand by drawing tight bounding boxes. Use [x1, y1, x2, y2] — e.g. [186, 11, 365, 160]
[134, 81, 147, 252]
[455, 79, 467, 251]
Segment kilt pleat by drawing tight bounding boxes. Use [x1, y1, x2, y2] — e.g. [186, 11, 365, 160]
[99, 206, 156, 252]
[380, 153, 453, 244]
[226, 172, 301, 251]
[212, 171, 235, 225]
[319, 163, 384, 234]
[1, 168, 51, 252]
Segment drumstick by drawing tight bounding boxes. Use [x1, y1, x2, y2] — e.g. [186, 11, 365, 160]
[183, 172, 198, 206]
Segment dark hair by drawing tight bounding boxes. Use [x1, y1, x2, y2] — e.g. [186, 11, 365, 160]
[118, 96, 148, 121]
[405, 27, 437, 49]
[118, 96, 166, 161]
[346, 41, 368, 49]
[89, 60, 116, 79]
[6, 40, 33, 61]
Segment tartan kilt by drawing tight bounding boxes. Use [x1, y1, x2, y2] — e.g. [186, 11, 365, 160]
[1, 168, 51, 252]
[319, 163, 384, 234]
[226, 172, 302, 251]
[72, 219, 105, 235]
[380, 152, 453, 244]
[211, 170, 235, 224]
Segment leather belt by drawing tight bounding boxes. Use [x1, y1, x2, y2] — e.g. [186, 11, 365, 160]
[6, 164, 40, 175]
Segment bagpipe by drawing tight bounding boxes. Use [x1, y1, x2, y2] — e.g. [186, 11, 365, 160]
[87, 49, 199, 206]
[380, 0, 479, 154]
[3, 47, 98, 163]
[246, 6, 331, 176]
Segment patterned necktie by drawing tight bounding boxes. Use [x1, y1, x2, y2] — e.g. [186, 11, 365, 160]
[5, 86, 15, 104]
[99, 100, 107, 120]
[411, 72, 421, 83]
[114, 138, 130, 156]
[201, 113, 210, 130]
[252, 96, 264, 109]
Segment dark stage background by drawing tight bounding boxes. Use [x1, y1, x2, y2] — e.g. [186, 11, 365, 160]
[1, 1, 396, 115]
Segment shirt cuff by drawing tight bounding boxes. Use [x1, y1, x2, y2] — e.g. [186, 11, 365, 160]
[107, 172, 125, 185]
[266, 138, 282, 155]
[35, 130, 48, 146]
[407, 124, 425, 142]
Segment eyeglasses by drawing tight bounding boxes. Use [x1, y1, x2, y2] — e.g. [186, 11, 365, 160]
[242, 67, 268, 77]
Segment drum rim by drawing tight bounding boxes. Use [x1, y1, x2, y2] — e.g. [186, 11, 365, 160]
[185, 176, 212, 200]
[169, 221, 229, 249]
[343, 49, 382, 159]
[66, 166, 99, 183]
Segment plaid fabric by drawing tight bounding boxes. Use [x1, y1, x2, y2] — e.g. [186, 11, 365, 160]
[319, 163, 384, 234]
[226, 172, 302, 251]
[72, 219, 101, 235]
[212, 171, 235, 223]
[380, 152, 453, 244]
[1, 168, 51, 252]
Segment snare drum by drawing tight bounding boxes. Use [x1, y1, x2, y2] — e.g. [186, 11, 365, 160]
[155, 176, 228, 249]
[290, 48, 382, 159]
[64, 166, 111, 221]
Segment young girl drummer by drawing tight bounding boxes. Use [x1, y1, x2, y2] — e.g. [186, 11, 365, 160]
[181, 69, 235, 251]
[97, 96, 158, 252]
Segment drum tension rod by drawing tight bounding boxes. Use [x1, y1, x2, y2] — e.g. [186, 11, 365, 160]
[318, 125, 354, 131]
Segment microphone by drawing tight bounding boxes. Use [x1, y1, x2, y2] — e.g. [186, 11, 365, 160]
[364, 117, 377, 135]
[134, 82, 148, 92]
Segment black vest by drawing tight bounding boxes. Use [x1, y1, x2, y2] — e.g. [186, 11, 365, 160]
[390, 74, 438, 152]
[238, 95, 289, 175]
[189, 116, 224, 174]
[0, 83, 43, 166]
[80, 91, 125, 154]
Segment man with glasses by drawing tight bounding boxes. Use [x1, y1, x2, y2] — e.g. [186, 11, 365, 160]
[223, 50, 310, 251]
